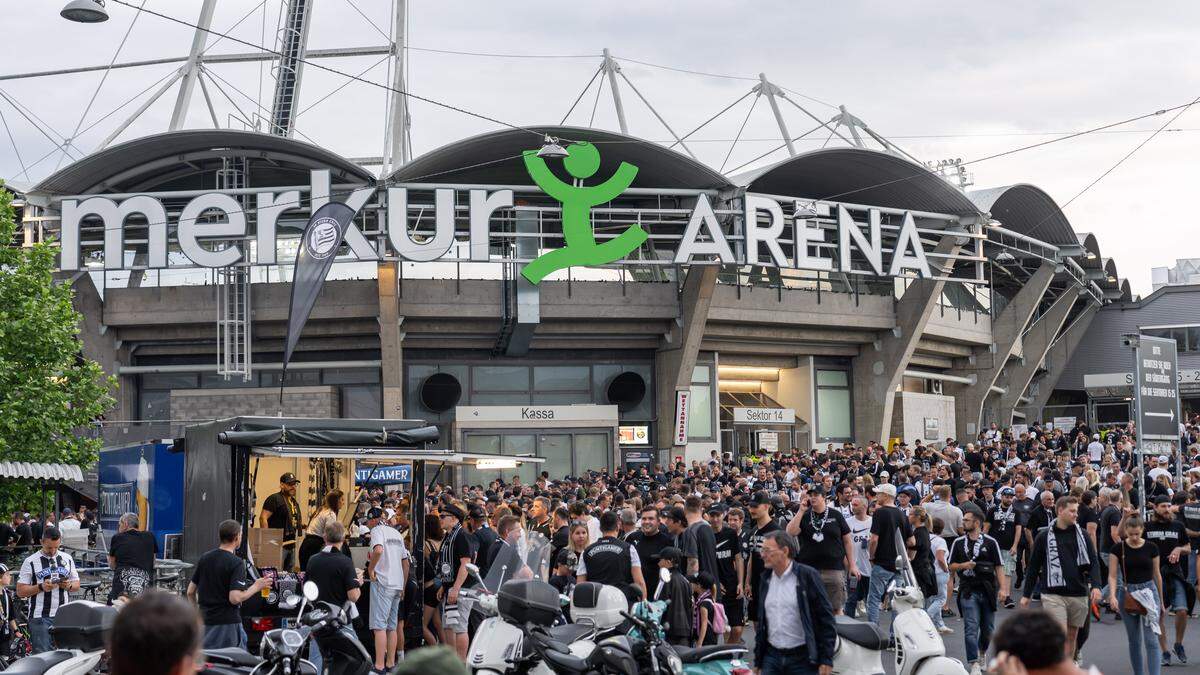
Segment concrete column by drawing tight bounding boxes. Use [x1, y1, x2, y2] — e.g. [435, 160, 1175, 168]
[993, 290, 1081, 426]
[1016, 303, 1098, 423]
[655, 265, 718, 449]
[946, 259, 1057, 438]
[851, 235, 961, 445]
[377, 262, 404, 418]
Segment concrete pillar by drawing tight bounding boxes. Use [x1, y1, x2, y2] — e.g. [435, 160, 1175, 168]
[655, 265, 718, 449]
[946, 260, 1057, 439]
[377, 262, 404, 418]
[851, 234, 961, 445]
[994, 290, 1081, 426]
[1016, 303, 1098, 423]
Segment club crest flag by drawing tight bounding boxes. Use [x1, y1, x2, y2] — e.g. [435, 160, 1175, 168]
[282, 201, 357, 369]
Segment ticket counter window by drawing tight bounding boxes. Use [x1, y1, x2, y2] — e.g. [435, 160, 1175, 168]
[461, 431, 611, 487]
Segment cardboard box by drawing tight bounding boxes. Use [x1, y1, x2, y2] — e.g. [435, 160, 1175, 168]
[247, 528, 285, 570]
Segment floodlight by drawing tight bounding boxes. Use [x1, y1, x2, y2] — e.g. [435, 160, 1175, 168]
[61, 0, 109, 22]
[536, 136, 569, 159]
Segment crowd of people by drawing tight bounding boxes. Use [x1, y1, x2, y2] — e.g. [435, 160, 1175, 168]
[345, 416, 1200, 675]
[7, 415, 1200, 675]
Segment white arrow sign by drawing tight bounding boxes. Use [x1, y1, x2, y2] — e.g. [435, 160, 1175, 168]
[1144, 410, 1176, 421]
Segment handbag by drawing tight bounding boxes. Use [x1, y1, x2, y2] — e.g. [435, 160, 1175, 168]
[1121, 544, 1146, 616]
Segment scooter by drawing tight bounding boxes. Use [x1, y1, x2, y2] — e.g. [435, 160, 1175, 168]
[201, 583, 322, 675]
[830, 531, 967, 675]
[0, 601, 116, 675]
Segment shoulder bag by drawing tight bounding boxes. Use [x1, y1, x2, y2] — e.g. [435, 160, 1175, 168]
[1121, 544, 1146, 616]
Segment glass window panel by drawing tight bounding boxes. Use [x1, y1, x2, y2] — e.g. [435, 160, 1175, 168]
[531, 392, 592, 405]
[474, 366, 529, 391]
[323, 368, 381, 385]
[140, 390, 169, 421]
[538, 435, 572, 480]
[816, 370, 848, 387]
[688, 384, 713, 439]
[691, 365, 710, 384]
[463, 435, 501, 487]
[1187, 326, 1200, 353]
[817, 388, 852, 439]
[471, 392, 531, 406]
[341, 385, 381, 419]
[575, 434, 611, 474]
[533, 366, 591, 392]
[141, 373, 198, 390]
[502, 435, 538, 484]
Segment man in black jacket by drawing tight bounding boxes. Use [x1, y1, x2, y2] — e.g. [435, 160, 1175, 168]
[754, 530, 835, 675]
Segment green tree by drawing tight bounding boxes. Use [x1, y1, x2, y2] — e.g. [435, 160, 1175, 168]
[0, 183, 115, 513]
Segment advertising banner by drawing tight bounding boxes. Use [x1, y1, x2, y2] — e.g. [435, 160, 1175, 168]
[674, 390, 690, 446]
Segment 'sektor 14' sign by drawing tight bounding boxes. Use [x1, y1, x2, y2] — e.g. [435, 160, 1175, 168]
[56, 144, 967, 283]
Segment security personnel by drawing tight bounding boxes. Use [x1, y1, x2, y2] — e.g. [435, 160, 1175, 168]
[578, 511, 647, 601]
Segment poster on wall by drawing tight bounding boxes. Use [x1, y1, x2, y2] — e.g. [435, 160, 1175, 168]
[923, 417, 939, 441]
[673, 390, 690, 446]
[1051, 416, 1077, 432]
[757, 431, 779, 453]
[1011, 423, 1029, 437]
[619, 425, 650, 445]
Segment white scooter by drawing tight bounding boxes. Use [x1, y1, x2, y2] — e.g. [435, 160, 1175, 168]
[1, 601, 117, 675]
[465, 561, 627, 675]
[832, 532, 967, 675]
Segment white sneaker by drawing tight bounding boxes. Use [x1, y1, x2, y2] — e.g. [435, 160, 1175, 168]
[968, 662, 982, 675]
[937, 625, 954, 634]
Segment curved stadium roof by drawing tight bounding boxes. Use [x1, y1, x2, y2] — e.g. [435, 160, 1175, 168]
[387, 125, 733, 191]
[968, 184, 1078, 248]
[33, 129, 373, 196]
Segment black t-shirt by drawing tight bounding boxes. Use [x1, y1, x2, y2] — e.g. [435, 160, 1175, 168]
[110, 530, 157, 572]
[190, 549, 250, 626]
[746, 520, 781, 590]
[1012, 498, 1037, 528]
[674, 527, 699, 563]
[965, 451, 983, 473]
[1077, 504, 1099, 537]
[263, 492, 301, 541]
[13, 523, 32, 547]
[627, 529, 673, 570]
[870, 505, 912, 572]
[687, 521, 720, 583]
[1098, 506, 1122, 557]
[305, 550, 360, 606]
[713, 526, 741, 594]
[1144, 518, 1188, 576]
[949, 533, 1003, 595]
[985, 504, 1018, 550]
[0, 524, 14, 548]
[1109, 541, 1159, 585]
[438, 525, 476, 589]
[796, 508, 850, 571]
[1180, 501, 1200, 551]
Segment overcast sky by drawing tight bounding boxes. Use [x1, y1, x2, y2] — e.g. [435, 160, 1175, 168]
[3, 1, 1199, 295]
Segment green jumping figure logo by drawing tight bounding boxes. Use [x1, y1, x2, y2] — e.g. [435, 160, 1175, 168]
[520, 141, 648, 284]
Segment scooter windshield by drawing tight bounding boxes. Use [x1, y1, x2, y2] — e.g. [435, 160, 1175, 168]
[481, 531, 552, 592]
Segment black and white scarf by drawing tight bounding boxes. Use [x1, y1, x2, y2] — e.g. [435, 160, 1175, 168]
[1045, 524, 1090, 588]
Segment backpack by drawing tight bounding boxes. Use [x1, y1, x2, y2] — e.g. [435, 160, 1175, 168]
[707, 597, 728, 634]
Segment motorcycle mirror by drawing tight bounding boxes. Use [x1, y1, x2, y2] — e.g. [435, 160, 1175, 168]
[278, 592, 301, 611]
[466, 563, 480, 575]
[659, 568, 671, 585]
[303, 580, 319, 602]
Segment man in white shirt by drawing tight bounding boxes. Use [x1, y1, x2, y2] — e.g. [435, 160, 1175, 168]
[1086, 434, 1104, 467]
[1149, 455, 1173, 484]
[16, 527, 80, 653]
[56, 509, 81, 532]
[754, 530, 835, 674]
[367, 508, 410, 671]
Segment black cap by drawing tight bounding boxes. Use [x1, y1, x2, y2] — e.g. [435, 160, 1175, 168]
[705, 504, 727, 516]
[280, 472, 300, 485]
[554, 549, 572, 568]
[689, 571, 716, 589]
[1151, 495, 1171, 505]
[658, 546, 683, 564]
[366, 507, 384, 520]
[441, 504, 466, 522]
[468, 505, 487, 520]
[749, 491, 772, 506]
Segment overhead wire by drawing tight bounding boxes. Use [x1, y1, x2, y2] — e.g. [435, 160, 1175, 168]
[560, 63, 604, 126]
[0, 107, 29, 181]
[106, 0, 551, 141]
[343, 0, 391, 43]
[296, 53, 392, 118]
[0, 89, 83, 162]
[58, 0, 147, 172]
[720, 94, 759, 173]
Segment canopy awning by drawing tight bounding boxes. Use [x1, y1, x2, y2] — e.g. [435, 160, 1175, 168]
[249, 446, 544, 467]
[0, 462, 85, 481]
[215, 416, 440, 448]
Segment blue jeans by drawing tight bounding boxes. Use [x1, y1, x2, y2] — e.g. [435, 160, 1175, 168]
[959, 589, 995, 665]
[308, 639, 323, 672]
[202, 623, 248, 650]
[926, 570, 949, 628]
[761, 647, 819, 675]
[1120, 582, 1161, 675]
[28, 617, 53, 654]
[866, 566, 900, 629]
[844, 573, 870, 617]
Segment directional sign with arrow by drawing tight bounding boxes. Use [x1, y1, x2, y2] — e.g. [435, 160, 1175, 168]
[1130, 334, 1181, 442]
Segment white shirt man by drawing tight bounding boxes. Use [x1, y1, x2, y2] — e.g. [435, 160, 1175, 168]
[57, 511, 81, 532]
[369, 522, 410, 589]
[1148, 456, 1172, 484]
[1086, 435, 1104, 465]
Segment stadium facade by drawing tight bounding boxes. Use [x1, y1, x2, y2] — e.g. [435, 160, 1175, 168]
[18, 125, 1133, 478]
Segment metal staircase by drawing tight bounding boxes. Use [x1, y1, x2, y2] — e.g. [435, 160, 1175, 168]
[269, 0, 314, 137]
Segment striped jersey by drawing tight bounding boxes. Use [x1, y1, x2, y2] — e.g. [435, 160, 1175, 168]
[18, 550, 78, 618]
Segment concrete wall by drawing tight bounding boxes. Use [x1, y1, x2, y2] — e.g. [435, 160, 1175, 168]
[897, 391, 956, 446]
[170, 386, 339, 420]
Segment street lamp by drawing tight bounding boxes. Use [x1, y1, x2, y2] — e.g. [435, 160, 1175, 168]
[61, 0, 109, 23]
[994, 250, 1017, 264]
[536, 136, 569, 159]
